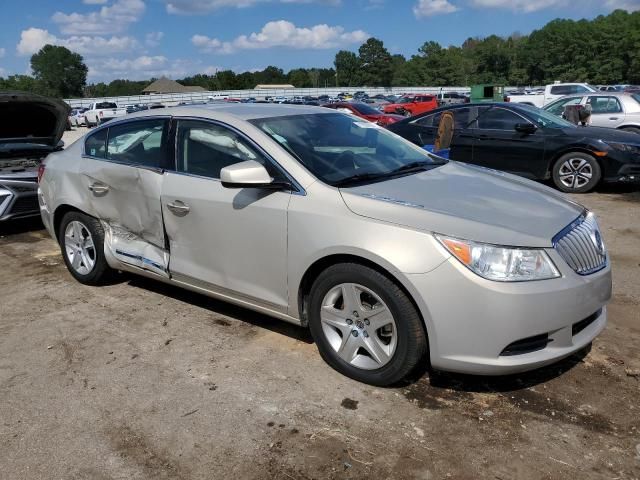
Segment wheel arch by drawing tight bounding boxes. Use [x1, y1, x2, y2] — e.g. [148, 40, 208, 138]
[53, 204, 89, 241]
[296, 254, 431, 345]
[547, 147, 604, 176]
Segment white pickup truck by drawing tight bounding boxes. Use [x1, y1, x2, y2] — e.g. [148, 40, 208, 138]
[84, 101, 127, 127]
[508, 83, 598, 108]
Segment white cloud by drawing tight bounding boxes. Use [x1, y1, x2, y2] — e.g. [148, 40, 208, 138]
[193, 20, 369, 54]
[166, 0, 339, 14]
[604, 0, 640, 10]
[413, 0, 459, 17]
[469, 0, 566, 12]
[52, 0, 145, 35]
[16, 28, 139, 56]
[86, 56, 216, 81]
[16, 28, 58, 56]
[83, 0, 108, 4]
[145, 31, 164, 47]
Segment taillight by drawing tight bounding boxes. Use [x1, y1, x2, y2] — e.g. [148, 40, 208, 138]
[37, 163, 46, 183]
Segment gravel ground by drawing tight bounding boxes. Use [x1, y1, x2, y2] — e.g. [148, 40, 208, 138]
[0, 128, 638, 479]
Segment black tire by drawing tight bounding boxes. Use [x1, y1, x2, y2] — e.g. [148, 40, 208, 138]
[621, 126, 640, 135]
[58, 211, 113, 285]
[552, 152, 601, 193]
[308, 263, 428, 386]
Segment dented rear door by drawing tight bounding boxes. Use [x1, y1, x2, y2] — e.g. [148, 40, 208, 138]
[80, 118, 171, 276]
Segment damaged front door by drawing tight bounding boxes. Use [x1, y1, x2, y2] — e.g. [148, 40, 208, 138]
[80, 118, 170, 276]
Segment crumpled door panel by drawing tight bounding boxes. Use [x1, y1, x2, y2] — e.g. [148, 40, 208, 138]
[79, 160, 167, 273]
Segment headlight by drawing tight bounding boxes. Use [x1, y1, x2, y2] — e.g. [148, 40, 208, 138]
[607, 142, 640, 154]
[436, 235, 560, 282]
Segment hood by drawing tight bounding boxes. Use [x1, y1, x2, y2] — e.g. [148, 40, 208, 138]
[0, 91, 70, 151]
[340, 161, 584, 248]
[561, 125, 640, 144]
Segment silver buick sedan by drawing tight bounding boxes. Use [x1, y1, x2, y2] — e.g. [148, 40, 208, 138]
[38, 104, 612, 385]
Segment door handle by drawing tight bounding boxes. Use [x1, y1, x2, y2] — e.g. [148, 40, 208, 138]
[166, 200, 190, 216]
[609, 117, 619, 120]
[88, 183, 109, 195]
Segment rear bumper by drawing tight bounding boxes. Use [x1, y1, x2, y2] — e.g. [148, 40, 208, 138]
[407, 251, 612, 375]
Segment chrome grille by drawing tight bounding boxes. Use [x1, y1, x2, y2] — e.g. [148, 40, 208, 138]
[554, 213, 607, 275]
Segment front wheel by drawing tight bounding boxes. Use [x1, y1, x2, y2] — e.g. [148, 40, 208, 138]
[621, 126, 640, 135]
[59, 211, 113, 285]
[552, 152, 601, 193]
[308, 263, 427, 386]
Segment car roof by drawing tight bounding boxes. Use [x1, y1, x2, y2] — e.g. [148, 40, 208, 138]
[124, 103, 332, 121]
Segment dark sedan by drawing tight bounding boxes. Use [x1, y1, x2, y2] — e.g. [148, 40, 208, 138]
[387, 103, 640, 193]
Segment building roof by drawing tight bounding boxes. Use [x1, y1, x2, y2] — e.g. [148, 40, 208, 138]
[142, 77, 207, 94]
[254, 84, 295, 89]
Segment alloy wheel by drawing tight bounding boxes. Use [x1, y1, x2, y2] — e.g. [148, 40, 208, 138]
[64, 221, 96, 275]
[320, 283, 397, 370]
[558, 157, 593, 190]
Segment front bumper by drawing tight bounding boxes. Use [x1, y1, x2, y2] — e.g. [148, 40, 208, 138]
[407, 249, 612, 375]
[0, 177, 40, 221]
[603, 163, 640, 184]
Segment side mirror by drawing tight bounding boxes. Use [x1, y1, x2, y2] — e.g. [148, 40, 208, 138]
[515, 123, 537, 134]
[221, 160, 288, 190]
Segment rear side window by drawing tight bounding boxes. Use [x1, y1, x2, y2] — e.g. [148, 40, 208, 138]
[106, 119, 167, 168]
[550, 86, 570, 96]
[85, 129, 107, 158]
[95, 102, 117, 109]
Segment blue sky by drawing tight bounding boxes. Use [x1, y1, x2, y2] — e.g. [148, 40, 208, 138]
[0, 0, 637, 83]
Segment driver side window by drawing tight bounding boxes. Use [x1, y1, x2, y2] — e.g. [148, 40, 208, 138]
[477, 108, 522, 130]
[176, 120, 283, 180]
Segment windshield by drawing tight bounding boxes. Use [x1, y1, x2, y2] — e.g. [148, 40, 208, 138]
[250, 113, 444, 186]
[397, 97, 414, 104]
[630, 93, 640, 105]
[517, 104, 575, 128]
[351, 103, 382, 115]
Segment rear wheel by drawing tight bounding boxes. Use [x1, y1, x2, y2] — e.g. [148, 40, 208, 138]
[552, 152, 601, 193]
[59, 211, 112, 285]
[308, 263, 427, 386]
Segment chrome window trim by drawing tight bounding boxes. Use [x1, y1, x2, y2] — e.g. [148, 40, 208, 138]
[171, 115, 306, 196]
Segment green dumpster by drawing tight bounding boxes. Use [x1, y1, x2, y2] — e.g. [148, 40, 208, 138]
[470, 84, 504, 103]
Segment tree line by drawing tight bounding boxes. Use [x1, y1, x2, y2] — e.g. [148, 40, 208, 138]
[1, 9, 639, 99]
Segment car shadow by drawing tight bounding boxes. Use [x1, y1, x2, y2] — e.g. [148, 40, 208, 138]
[402, 345, 590, 393]
[0, 217, 45, 237]
[125, 274, 314, 344]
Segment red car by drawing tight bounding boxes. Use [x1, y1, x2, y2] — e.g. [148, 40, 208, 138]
[382, 94, 438, 117]
[322, 102, 404, 127]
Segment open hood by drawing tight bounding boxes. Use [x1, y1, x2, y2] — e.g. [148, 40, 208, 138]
[0, 91, 70, 149]
[340, 162, 585, 248]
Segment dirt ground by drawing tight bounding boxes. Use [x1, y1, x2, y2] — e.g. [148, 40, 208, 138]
[0, 128, 639, 479]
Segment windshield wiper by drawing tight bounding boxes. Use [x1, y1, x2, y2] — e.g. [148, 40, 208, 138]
[335, 161, 443, 187]
[333, 172, 391, 187]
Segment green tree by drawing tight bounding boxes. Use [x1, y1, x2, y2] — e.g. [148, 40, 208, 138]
[30, 44, 87, 98]
[334, 50, 360, 87]
[358, 38, 393, 87]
